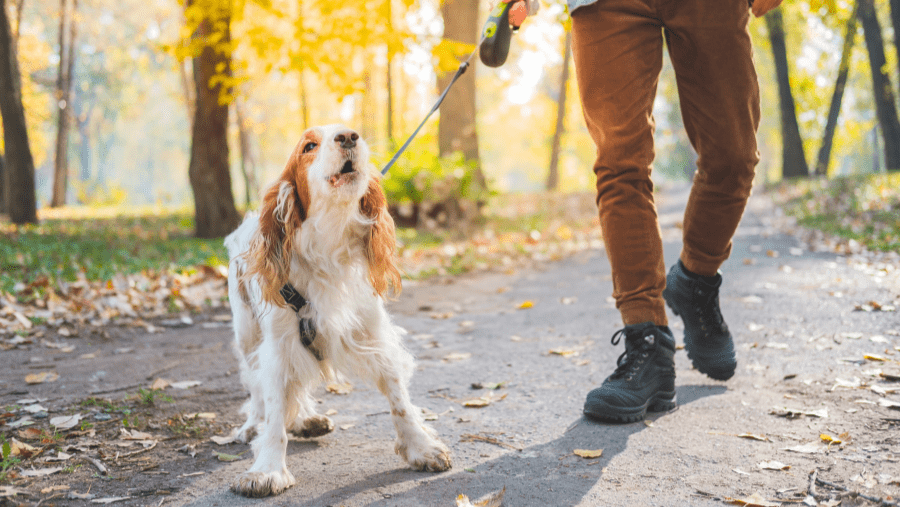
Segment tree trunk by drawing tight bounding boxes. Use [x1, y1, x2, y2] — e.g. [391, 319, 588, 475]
[438, 0, 485, 188]
[815, 6, 857, 177]
[187, 0, 241, 238]
[11, 0, 22, 42]
[0, 0, 37, 224]
[51, 0, 76, 207]
[178, 58, 195, 131]
[766, 8, 809, 178]
[0, 151, 5, 213]
[546, 30, 571, 191]
[235, 98, 256, 207]
[890, 0, 899, 87]
[859, 0, 900, 171]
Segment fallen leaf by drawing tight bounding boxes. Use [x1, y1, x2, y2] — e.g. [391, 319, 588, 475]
[443, 352, 472, 362]
[50, 413, 83, 430]
[831, 377, 862, 391]
[24, 372, 58, 384]
[460, 434, 521, 450]
[170, 380, 202, 389]
[758, 460, 790, 471]
[0, 486, 29, 498]
[184, 412, 216, 419]
[20, 466, 63, 477]
[725, 492, 781, 507]
[820, 434, 843, 445]
[120, 429, 154, 440]
[212, 450, 245, 462]
[326, 382, 353, 395]
[518, 301, 534, 309]
[6, 438, 39, 458]
[456, 487, 506, 507]
[340, 424, 355, 430]
[737, 433, 768, 442]
[548, 348, 579, 357]
[864, 354, 887, 362]
[41, 485, 70, 494]
[878, 399, 900, 409]
[325, 409, 338, 416]
[771, 407, 828, 418]
[871, 384, 900, 395]
[573, 449, 603, 459]
[91, 496, 132, 504]
[210, 434, 236, 445]
[784, 442, 824, 454]
[765, 342, 789, 350]
[150, 378, 170, 390]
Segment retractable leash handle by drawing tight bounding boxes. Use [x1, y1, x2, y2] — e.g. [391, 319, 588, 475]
[479, 2, 514, 68]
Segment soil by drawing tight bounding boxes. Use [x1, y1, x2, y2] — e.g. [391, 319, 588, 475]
[1, 185, 899, 507]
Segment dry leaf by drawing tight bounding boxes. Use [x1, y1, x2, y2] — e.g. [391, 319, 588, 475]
[725, 492, 781, 507]
[573, 449, 603, 459]
[770, 407, 828, 418]
[50, 413, 83, 430]
[518, 301, 534, 309]
[0, 486, 28, 498]
[91, 496, 132, 504]
[548, 348, 579, 357]
[758, 460, 790, 470]
[878, 399, 900, 409]
[443, 352, 472, 362]
[170, 380, 202, 389]
[210, 434, 237, 445]
[41, 485, 70, 494]
[212, 450, 245, 462]
[6, 438, 38, 458]
[784, 442, 824, 454]
[326, 382, 353, 395]
[20, 466, 63, 477]
[120, 429, 154, 440]
[864, 354, 887, 362]
[737, 433, 768, 441]
[149, 378, 170, 390]
[456, 487, 506, 507]
[24, 372, 59, 384]
[820, 434, 842, 445]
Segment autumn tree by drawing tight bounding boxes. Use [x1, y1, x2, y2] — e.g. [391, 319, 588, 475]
[0, 0, 37, 224]
[184, 0, 241, 238]
[546, 30, 571, 191]
[815, 5, 857, 176]
[50, 0, 76, 207]
[858, 0, 900, 171]
[766, 7, 809, 178]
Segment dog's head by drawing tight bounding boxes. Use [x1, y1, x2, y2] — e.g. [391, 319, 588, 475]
[247, 125, 401, 306]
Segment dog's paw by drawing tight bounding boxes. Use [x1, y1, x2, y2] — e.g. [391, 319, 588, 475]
[231, 469, 296, 498]
[397, 437, 452, 473]
[290, 414, 334, 439]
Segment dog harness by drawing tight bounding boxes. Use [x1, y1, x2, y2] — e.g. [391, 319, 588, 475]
[279, 284, 323, 361]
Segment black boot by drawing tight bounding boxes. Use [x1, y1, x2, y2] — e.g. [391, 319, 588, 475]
[583, 323, 677, 423]
[662, 260, 736, 380]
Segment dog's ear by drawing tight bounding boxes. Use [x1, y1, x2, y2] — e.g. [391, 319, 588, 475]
[246, 176, 307, 306]
[360, 176, 402, 298]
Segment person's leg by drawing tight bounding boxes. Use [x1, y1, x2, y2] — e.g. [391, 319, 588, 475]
[572, 0, 677, 422]
[571, 0, 667, 328]
[660, 1, 761, 380]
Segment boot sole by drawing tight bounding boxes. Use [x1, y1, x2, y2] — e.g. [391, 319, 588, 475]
[667, 305, 736, 381]
[583, 391, 677, 423]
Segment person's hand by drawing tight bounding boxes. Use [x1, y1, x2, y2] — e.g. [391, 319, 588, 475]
[501, 0, 538, 28]
[751, 0, 784, 17]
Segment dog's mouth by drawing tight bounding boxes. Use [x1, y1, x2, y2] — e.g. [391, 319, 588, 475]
[329, 159, 357, 188]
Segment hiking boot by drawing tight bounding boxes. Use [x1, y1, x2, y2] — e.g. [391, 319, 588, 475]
[663, 260, 736, 380]
[583, 323, 677, 423]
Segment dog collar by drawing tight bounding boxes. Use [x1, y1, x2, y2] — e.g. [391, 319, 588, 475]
[280, 283, 323, 361]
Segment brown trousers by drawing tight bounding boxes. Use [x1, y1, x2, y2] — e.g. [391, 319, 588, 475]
[571, 0, 761, 326]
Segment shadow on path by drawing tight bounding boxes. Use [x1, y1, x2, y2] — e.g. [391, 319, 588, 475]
[297, 384, 726, 507]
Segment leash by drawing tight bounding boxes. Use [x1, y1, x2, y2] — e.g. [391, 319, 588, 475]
[380, 2, 516, 175]
[279, 284, 323, 361]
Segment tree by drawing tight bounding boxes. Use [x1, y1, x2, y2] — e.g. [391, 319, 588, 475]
[51, 0, 76, 207]
[546, 30, 571, 191]
[815, 5, 858, 176]
[858, 0, 900, 171]
[185, 0, 241, 238]
[0, 0, 37, 224]
[766, 7, 809, 178]
[438, 0, 485, 188]
[890, 0, 899, 86]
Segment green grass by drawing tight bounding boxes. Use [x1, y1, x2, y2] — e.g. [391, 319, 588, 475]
[776, 172, 900, 252]
[0, 209, 228, 295]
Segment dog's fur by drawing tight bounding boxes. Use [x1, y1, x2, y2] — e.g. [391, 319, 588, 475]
[224, 124, 451, 497]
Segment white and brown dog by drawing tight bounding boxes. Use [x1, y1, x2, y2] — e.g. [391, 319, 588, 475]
[224, 124, 452, 497]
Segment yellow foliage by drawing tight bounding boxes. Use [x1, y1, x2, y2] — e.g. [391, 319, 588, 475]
[431, 39, 477, 74]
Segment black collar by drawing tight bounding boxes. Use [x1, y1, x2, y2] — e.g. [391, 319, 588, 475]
[279, 283, 309, 312]
[280, 283, 322, 361]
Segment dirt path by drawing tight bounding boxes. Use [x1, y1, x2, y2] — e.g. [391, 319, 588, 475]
[2, 186, 899, 506]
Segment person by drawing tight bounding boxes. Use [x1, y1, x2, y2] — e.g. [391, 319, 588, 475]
[502, 0, 783, 422]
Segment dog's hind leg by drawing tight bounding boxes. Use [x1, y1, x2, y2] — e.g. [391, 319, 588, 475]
[288, 389, 334, 439]
[230, 295, 264, 444]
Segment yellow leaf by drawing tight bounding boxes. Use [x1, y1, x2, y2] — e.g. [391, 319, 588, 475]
[574, 449, 603, 458]
[431, 39, 477, 74]
[737, 433, 768, 441]
[518, 301, 534, 309]
[864, 354, 886, 362]
[549, 348, 578, 357]
[820, 433, 842, 444]
[326, 382, 353, 395]
[25, 372, 59, 384]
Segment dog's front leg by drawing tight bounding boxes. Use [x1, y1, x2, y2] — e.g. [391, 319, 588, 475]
[231, 337, 297, 497]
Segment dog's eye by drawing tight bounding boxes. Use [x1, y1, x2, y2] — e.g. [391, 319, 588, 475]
[302, 142, 318, 154]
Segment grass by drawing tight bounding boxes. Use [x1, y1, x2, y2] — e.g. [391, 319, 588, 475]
[0, 436, 20, 482]
[0, 206, 227, 295]
[774, 172, 900, 252]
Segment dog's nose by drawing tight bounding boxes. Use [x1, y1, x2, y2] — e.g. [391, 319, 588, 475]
[334, 130, 359, 149]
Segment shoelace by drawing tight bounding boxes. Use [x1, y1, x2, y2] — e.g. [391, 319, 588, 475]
[609, 328, 655, 380]
[695, 284, 727, 334]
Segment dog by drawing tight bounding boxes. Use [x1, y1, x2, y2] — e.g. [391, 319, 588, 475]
[224, 124, 452, 497]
